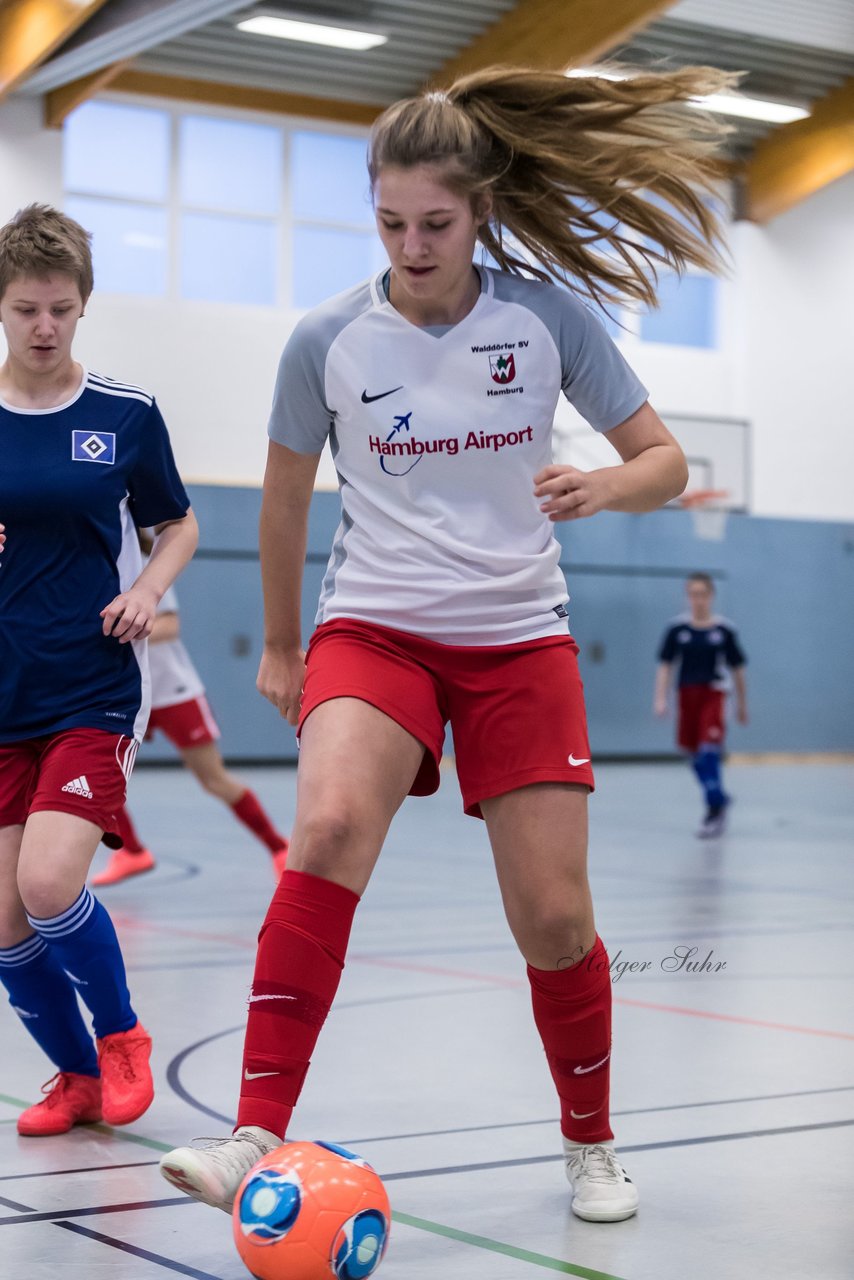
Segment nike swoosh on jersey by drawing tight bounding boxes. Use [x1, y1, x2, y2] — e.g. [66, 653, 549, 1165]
[567, 754, 591, 766]
[244, 1069, 280, 1080]
[361, 385, 403, 403]
[570, 1107, 602, 1119]
[248, 993, 297, 1003]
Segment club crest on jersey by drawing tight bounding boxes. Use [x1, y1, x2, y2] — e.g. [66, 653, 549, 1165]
[489, 352, 516, 384]
[72, 431, 116, 464]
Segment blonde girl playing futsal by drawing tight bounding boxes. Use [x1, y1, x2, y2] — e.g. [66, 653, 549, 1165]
[162, 64, 731, 1222]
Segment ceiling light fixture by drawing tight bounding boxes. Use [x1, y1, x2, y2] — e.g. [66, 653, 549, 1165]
[236, 14, 387, 50]
[692, 93, 808, 124]
[566, 68, 809, 124]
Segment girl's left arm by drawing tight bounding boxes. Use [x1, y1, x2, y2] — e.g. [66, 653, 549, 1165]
[733, 666, 749, 724]
[535, 402, 688, 521]
[101, 510, 199, 643]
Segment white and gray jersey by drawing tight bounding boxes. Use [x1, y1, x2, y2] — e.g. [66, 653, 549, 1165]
[268, 266, 647, 645]
[148, 584, 206, 709]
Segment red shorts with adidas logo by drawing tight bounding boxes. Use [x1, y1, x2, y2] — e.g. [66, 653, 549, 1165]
[0, 729, 137, 837]
[299, 618, 595, 818]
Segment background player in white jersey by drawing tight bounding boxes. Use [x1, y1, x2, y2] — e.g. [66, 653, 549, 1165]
[93, 535, 290, 886]
[0, 205, 197, 1136]
[161, 65, 732, 1223]
[655, 572, 748, 837]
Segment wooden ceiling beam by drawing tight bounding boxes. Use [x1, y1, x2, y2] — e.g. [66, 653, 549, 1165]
[0, 0, 111, 100]
[106, 69, 386, 127]
[434, 0, 680, 83]
[743, 77, 854, 222]
[44, 58, 134, 129]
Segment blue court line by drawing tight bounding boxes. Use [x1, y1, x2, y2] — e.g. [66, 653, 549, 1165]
[166, 984, 498, 1128]
[56, 1222, 227, 1280]
[0, 1159, 160, 1183]
[0, 1196, 194, 1226]
[343, 1083, 854, 1145]
[1, 1096, 851, 1278]
[0, 1184, 630, 1280]
[380, 1116, 854, 1182]
[0, 1193, 30, 1212]
[0, 1181, 223, 1280]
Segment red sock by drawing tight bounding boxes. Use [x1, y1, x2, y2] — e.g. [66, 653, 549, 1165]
[527, 935, 614, 1144]
[114, 805, 146, 854]
[236, 869, 359, 1137]
[232, 789, 288, 854]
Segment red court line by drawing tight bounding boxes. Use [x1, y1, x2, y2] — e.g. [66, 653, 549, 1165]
[112, 915, 254, 950]
[612, 995, 854, 1041]
[108, 928, 852, 1043]
[349, 955, 854, 1041]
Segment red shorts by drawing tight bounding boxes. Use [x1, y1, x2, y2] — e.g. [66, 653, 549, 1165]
[678, 685, 726, 753]
[299, 619, 595, 818]
[145, 695, 220, 750]
[0, 729, 138, 837]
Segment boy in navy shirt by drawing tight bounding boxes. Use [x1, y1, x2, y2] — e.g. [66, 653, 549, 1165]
[655, 573, 748, 836]
[0, 204, 198, 1135]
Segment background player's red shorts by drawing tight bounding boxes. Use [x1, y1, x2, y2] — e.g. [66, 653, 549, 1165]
[0, 728, 137, 836]
[677, 685, 726, 753]
[145, 695, 221, 749]
[299, 618, 595, 818]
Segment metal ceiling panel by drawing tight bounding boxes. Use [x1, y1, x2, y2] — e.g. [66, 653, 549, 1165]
[22, 0, 854, 165]
[22, 0, 253, 93]
[668, 0, 854, 56]
[133, 0, 518, 104]
[615, 18, 854, 156]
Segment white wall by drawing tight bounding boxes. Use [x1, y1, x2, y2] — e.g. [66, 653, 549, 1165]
[0, 96, 335, 490]
[732, 174, 854, 522]
[1, 93, 852, 518]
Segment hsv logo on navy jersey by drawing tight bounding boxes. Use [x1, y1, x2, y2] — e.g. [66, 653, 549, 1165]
[0, 370, 189, 745]
[72, 430, 115, 464]
[489, 352, 516, 384]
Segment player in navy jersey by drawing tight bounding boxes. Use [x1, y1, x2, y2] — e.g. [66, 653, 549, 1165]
[93, 533, 290, 886]
[655, 572, 748, 837]
[161, 65, 733, 1222]
[0, 205, 198, 1136]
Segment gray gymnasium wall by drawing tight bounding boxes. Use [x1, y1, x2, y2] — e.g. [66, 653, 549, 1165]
[140, 484, 854, 763]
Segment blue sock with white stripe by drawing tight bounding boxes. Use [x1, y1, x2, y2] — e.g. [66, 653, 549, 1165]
[692, 746, 726, 809]
[0, 934, 98, 1076]
[27, 889, 137, 1040]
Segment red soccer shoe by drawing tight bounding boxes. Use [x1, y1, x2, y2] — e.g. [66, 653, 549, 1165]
[17, 1072, 102, 1136]
[97, 1022, 154, 1125]
[91, 848, 156, 886]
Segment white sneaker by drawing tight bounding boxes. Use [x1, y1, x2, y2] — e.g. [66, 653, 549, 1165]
[563, 1139, 639, 1221]
[696, 799, 730, 839]
[159, 1127, 281, 1213]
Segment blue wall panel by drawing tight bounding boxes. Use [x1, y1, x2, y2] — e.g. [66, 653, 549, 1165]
[142, 485, 854, 762]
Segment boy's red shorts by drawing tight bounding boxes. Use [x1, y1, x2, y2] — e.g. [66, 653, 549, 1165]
[677, 685, 726, 753]
[146, 695, 221, 750]
[299, 618, 595, 818]
[0, 728, 138, 838]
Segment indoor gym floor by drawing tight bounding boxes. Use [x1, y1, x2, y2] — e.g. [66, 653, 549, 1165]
[1, 759, 852, 1280]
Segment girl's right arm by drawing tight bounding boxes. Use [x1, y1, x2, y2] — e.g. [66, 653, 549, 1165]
[256, 440, 322, 726]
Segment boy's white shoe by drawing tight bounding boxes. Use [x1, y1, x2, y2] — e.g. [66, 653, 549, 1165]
[159, 1126, 280, 1213]
[563, 1138, 639, 1221]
